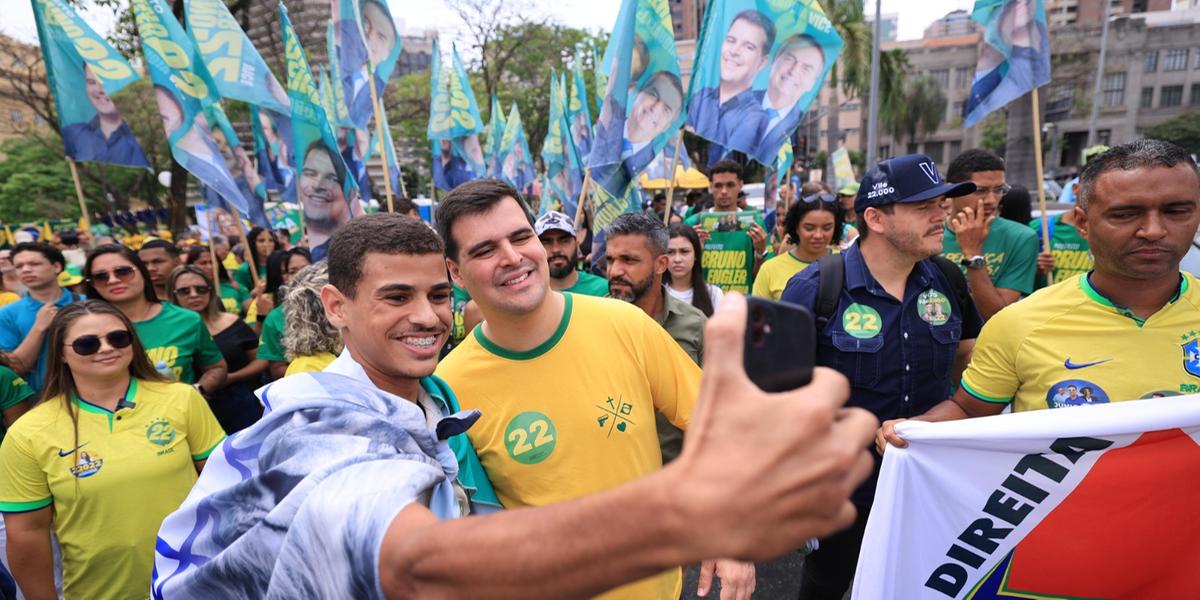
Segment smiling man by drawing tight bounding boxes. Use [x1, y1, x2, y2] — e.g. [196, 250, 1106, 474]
[752, 35, 825, 165]
[62, 64, 149, 167]
[880, 140, 1200, 441]
[535, 211, 609, 297]
[624, 71, 683, 158]
[436, 179, 756, 599]
[686, 10, 774, 157]
[300, 140, 352, 260]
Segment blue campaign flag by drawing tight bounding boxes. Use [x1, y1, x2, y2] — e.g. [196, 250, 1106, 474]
[325, 21, 355, 129]
[281, 3, 361, 260]
[963, 0, 1051, 128]
[250, 105, 288, 193]
[642, 131, 692, 182]
[568, 50, 595, 162]
[495, 103, 535, 194]
[483, 95, 506, 176]
[541, 74, 577, 216]
[333, 0, 401, 130]
[32, 0, 150, 169]
[184, 0, 289, 114]
[131, 0, 247, 215]
[686, 0, 842, 166]
[589, 0, 686, 199]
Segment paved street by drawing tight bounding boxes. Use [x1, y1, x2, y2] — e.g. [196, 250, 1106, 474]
[681, 553, 805, 599]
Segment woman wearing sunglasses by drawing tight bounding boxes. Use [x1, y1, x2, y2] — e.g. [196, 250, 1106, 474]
[167, 266, 266, 433]
[83, 245, 228, 398]
[183, 244, 249, 317]
[752, 194, 845, 301]
[0, 301, 225, 600]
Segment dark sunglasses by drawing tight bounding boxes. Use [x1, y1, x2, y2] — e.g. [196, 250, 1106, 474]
[802, 193, 838, 204]
[87, 266, 137, 285]
[65, 330, 133, 356]
[174, 285, 212, 297]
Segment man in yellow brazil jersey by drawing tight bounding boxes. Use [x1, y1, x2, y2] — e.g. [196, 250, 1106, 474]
[879, 139, 1200, 452]
[435, 179, 757, 599]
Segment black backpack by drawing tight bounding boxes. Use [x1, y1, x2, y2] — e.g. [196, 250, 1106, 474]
[813, 253, 971, 332]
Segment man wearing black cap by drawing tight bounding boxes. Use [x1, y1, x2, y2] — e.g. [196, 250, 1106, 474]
[780, 153, 984, 599]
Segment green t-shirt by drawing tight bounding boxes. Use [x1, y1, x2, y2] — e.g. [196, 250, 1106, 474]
[1029, 214, 1092, 288]
[257, 305, 286, 362]
[233, 262, 267, 293]
[219, 280, 249, 316]
[563, 270, 609, 297]
[942, 216, 1039, 295]
[685, 210, 766, 294]
[0, 366, 34, 444]
[133, 303, 224, 384]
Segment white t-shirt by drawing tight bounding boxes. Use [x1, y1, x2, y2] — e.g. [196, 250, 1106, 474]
[667, 284, 724, 312]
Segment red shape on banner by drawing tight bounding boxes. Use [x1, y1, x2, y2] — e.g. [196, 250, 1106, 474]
[1004, 428, 1200, 597]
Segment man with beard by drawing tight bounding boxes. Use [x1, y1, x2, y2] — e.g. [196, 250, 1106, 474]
[63, 64, 149, 167]
[606, 212, 706, 463]
[535, 211, 608, 297]
[300, 140, 353, 261]
[781, 154, 983, 599]
[436, 179, 757, 599]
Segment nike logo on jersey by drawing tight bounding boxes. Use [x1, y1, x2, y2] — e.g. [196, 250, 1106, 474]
[1064, 358, 1112, 370]
[58, 442, 88, 457]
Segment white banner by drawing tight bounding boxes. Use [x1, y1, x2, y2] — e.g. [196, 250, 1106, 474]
[853, 396, 1200, 599]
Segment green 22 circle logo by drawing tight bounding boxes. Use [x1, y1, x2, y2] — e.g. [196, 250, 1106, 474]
[503, 411, 557, 464]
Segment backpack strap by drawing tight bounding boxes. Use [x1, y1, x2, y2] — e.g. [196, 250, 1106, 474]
[930, 255, 971, 314]
[814, 253, 846, 331]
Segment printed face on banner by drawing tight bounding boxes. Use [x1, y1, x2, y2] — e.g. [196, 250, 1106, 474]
[686, 0, 841, 166]
[360, 0, 398, 68]
[299, 142, 349, 233]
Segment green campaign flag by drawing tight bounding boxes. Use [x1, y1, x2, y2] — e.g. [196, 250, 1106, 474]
[132, 0, 247, 214]
[568, 50, 594, 162]
[325, 22, 354, 128]
[280, 2, 361, 260]
[483, 94, 506, 176]
[33, 0, 150, 168]
[427, 37, 448, 140]
[184, 0, 288, 114]
[494, 103, 534, 193]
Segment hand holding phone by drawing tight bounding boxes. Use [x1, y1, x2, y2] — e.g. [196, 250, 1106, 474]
[743, 297, 815, 393]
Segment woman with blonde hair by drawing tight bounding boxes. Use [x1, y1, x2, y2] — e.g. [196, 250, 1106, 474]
[282, 261, 342, 375]
[0, 301, 225, 599]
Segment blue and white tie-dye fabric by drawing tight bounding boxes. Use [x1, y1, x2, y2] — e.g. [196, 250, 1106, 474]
[151, 371, 477, 599]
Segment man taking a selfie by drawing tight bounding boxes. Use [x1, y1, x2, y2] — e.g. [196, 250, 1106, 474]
[780, 153, 984, 599]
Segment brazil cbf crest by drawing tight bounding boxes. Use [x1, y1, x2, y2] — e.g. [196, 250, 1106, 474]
[1183, 334, 1200, 377]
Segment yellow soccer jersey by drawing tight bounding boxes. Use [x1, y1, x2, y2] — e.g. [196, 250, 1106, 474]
[752, 251, 813, 300]
[437, 292, 701, 600]
[0, 379, 225, 600]
[961, 273, 1200, 413]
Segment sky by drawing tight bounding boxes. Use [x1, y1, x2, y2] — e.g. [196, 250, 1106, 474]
[3, 0, 976, 48]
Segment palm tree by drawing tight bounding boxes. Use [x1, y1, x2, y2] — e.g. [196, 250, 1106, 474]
[871, 49, 911, 159]
[883, 75, 947, 151]
[819, 0, 870, 182]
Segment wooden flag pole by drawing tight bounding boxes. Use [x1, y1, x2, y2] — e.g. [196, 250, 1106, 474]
[66, 158, 90, 230]
[662, 135, 684, 226]
[204, 209, 221, 289]
[365, 59, 395, 213]
[573, 168, 594, 233]
[1030, 88, 1054, 286]
[230, 206, 261, 288]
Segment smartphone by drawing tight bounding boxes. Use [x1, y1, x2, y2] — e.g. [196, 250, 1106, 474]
[744, 297, 815, 393]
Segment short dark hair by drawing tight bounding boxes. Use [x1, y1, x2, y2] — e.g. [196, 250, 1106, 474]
[436, 179, 534, 261]
[730, 10, 776, 56]
[303, 139, 346, 187]
[394, 196, 417, 216]
[946, 149, 1006, 183]
[139, 238, 180, 257]
[1079, 139, 1200, 209]
[607, 212, 669, 256]
[327, 213, 444, 298]
[709, 159, 743, 181]
[12, 242, 65, 272]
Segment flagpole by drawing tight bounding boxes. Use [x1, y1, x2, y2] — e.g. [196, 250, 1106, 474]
[573, 168, 594, 232]
[365, 60, 395, 213]
[1030, 88, 1053, 286]
[66, 158, 90, 231]
[662, 135, 683, 226]
[204, 208, 220, 291]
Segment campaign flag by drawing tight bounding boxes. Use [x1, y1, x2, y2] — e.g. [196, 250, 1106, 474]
[774, 140, 794, 186]
[592, 44, 607, 112]
[32, 0, 150, 168]
[131, 0, 247, 215]
[831, 147, 855, 190]
[333, 0, 401, 130]
[589, 0, 686, 199]
[325, 22, 355, 128]
[250, 105, 287, 192]
[280, 3, 361, 260]
[854, 396, 1200, 599]
[366, 107, 401, 196]
[494, 103, 535, 194]
[642, 131, 692, 182]
[541, 74, 570, 214]
[483, 95, 507, 176]
[686, 0, 842, 166]
[184, 0, 289, 114]
[567, 50, 594, 161]
[963, 0, 1051, 128]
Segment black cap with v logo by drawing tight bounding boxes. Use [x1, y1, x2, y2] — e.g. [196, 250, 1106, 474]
[855, 153, 977, 214]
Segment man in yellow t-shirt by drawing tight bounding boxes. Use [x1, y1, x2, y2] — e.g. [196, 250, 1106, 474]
[436, 179, 756, 599]
[879, 140, 1200, 450]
